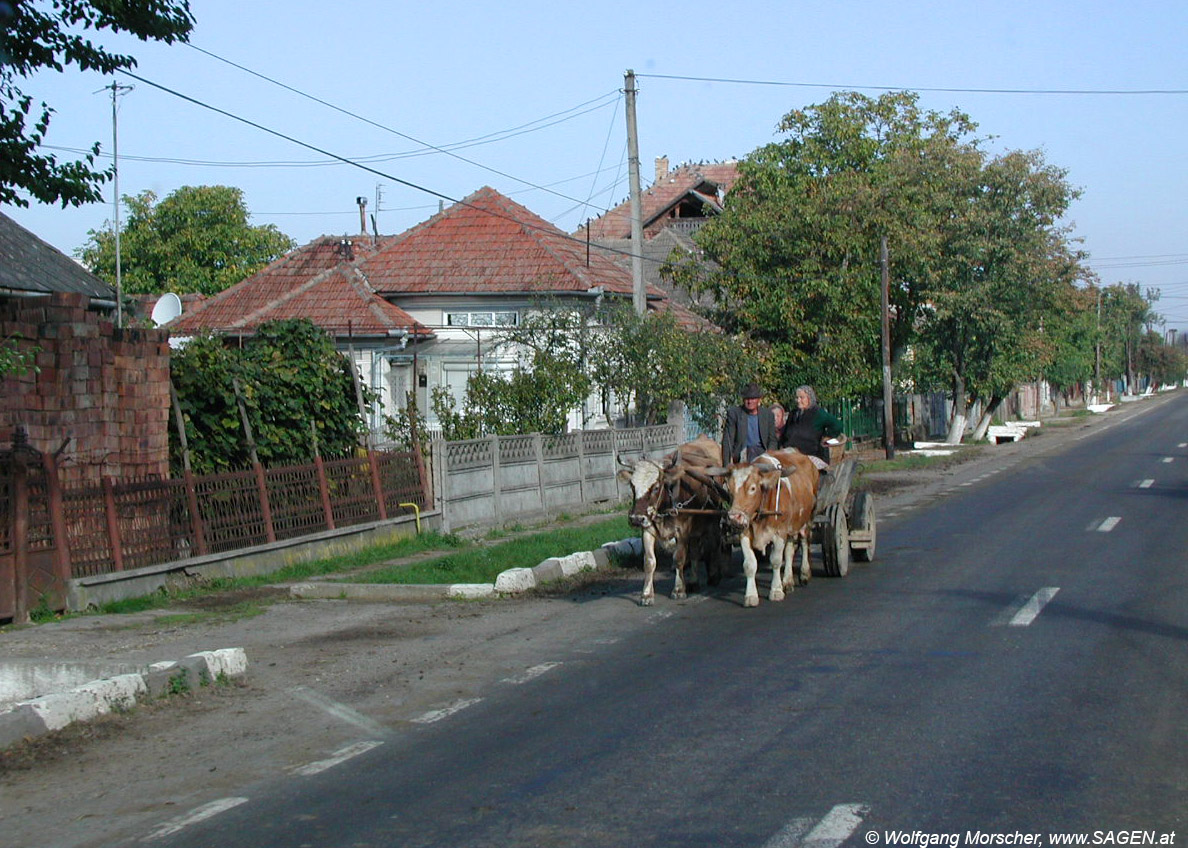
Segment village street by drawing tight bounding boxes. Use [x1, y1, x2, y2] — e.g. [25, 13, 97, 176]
[0, 393, 1185, 848]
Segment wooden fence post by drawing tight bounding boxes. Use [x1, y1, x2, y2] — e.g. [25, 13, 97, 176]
[12, 456, 29, 623]
[183, 468, 208, 556]
[367, 449, 388, 521]
[102, 477, 125, 572]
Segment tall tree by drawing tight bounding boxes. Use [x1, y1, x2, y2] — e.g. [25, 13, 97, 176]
[77, 185, 295, 295]
[687, 91, 982, 400]
[0, 0, 194, 207]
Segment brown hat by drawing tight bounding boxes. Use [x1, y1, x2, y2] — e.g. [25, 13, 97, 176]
[741, 382, 763, 399]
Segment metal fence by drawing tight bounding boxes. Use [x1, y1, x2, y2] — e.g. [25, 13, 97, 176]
[57, 448, 429, 580]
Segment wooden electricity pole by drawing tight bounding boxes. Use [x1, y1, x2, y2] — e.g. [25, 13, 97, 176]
[881, 236, 895, 459]
[624, 69, 645, 316]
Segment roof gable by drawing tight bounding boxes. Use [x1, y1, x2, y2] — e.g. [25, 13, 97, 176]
[577, 161, 739, 241]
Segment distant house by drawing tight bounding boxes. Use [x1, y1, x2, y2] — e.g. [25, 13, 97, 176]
[576, 158, 739, 307]
[168, 234, 434, 433]
[173, 186, 712, 435]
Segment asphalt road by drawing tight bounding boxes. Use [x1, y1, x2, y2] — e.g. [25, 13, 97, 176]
[141, 397, 1187, 848]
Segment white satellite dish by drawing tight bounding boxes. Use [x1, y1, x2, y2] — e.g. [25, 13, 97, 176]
[150, 292, 183, 326]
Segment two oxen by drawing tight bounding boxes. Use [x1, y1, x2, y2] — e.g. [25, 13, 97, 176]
[619, 439, 820, 608]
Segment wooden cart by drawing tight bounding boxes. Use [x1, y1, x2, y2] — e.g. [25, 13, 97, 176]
[812, 441, 877, 577]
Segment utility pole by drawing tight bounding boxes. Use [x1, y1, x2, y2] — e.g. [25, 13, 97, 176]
[880, 237, 895, 459]
[109, 81, 133, 328]
[624, 69, 645, 316]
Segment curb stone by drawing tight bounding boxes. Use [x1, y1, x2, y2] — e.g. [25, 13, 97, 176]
[0, 647, 248, 751]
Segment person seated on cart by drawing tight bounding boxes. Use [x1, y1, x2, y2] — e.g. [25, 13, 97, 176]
[779, 385, 844, 467]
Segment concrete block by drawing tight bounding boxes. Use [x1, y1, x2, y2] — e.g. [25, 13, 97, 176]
[494, 568, 537, 593]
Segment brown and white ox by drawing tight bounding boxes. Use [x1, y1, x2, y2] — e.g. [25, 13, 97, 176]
[710, 450, 819, 608]
[618, 436, 729, 606]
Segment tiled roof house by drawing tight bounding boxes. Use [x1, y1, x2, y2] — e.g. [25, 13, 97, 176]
[355, 186, 714, 428]
[174, 186, 715, 433]
[169, 234, 433, 432]
[576, 158, 739, 308]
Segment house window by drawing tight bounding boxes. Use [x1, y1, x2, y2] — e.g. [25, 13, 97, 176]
[446, 311, 518, 328]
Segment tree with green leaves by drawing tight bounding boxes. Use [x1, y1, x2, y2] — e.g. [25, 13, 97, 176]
[589, 304, 736, 431]
[0, 0, 194, 208]
[170, 319, 368, 474]
[684, 91, 987, 402]
[77, 185, 294, 295]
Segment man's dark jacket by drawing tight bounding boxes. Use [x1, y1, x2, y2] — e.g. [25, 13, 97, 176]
[721, 405, 777, 464]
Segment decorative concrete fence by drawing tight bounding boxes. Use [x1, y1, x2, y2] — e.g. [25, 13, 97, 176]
[430, 424, 680, 533]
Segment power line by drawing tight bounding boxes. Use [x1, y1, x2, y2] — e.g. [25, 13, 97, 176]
[115, 68, 660, 270]
[637, 72, 1188, 96]
[182, 43, 618, 209]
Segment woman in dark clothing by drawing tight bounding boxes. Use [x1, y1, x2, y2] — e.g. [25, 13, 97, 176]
[779, 385, 843, 464]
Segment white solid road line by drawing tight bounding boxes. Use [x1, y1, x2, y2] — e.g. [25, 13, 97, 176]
[761, 804, 870, 848]
[1009, 587, 1060, 627]
[141, 797, 249, 842]
[291, 740, 384, 777]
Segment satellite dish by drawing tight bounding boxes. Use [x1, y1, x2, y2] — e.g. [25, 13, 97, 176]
[150, 292, 183, 326]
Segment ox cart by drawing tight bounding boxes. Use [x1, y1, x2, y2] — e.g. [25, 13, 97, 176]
[812, 440, 877, 577]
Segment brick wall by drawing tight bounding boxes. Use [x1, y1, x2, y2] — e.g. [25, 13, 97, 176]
[0, 292, 171, 484]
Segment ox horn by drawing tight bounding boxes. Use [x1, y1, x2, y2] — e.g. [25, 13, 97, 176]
[701, 465, 729, 477]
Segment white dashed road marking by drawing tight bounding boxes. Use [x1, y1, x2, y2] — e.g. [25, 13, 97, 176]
[411, 698, 483, 724]
[141, 797, 249, 842]
[1136, 479, 1154, 489]
[761, 804, 870, 848]
[1008, 587, 1060, 627]
[1161, 456, 1174, 463]
[291, 740, 384, 777]
[502, 663, 561, 685]
[1094, 516, 1122, 532]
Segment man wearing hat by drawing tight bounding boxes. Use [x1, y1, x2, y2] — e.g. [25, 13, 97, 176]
[722, 382, 777, 463]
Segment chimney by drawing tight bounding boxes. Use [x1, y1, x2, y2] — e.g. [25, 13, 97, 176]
[655, 156, 669, 182]
[356, 196, 368, 235]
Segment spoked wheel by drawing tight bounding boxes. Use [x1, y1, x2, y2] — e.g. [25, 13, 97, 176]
[848, 490, 877, 563]
[820, 502, 851, 577]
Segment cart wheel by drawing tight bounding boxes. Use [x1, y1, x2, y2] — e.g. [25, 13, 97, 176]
[820, 502, 850, 577]
[849, 491, 877, 563]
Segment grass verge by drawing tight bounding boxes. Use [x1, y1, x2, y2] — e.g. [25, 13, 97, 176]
[340, 516, 634, 585]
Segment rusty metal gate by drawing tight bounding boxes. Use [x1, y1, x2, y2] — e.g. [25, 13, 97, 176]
[1, 426, 70, 624]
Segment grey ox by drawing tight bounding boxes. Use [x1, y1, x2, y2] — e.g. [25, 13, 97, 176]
[618, 436, 729, 606]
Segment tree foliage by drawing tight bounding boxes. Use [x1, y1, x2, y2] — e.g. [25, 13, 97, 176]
[590, 304, 737, 431]
[170, 319, 369, 474]
[77, 185, 295, 295]
[682, 90, 1090, 435]
[0, 0, 194, 207]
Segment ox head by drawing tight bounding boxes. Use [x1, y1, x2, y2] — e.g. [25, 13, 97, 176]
[716, 459, 798, 533]
[619, 456, 667, 530]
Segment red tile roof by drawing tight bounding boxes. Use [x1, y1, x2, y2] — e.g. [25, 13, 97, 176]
[577, 161, 739, 241]
[360, 186, 665, 300]
[169, 235, 430, 339]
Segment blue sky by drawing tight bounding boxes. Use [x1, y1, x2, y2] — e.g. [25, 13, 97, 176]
[4, 0, 1187, 333]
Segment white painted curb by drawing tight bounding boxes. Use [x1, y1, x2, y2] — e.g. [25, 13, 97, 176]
[0, 648, 248, 750]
